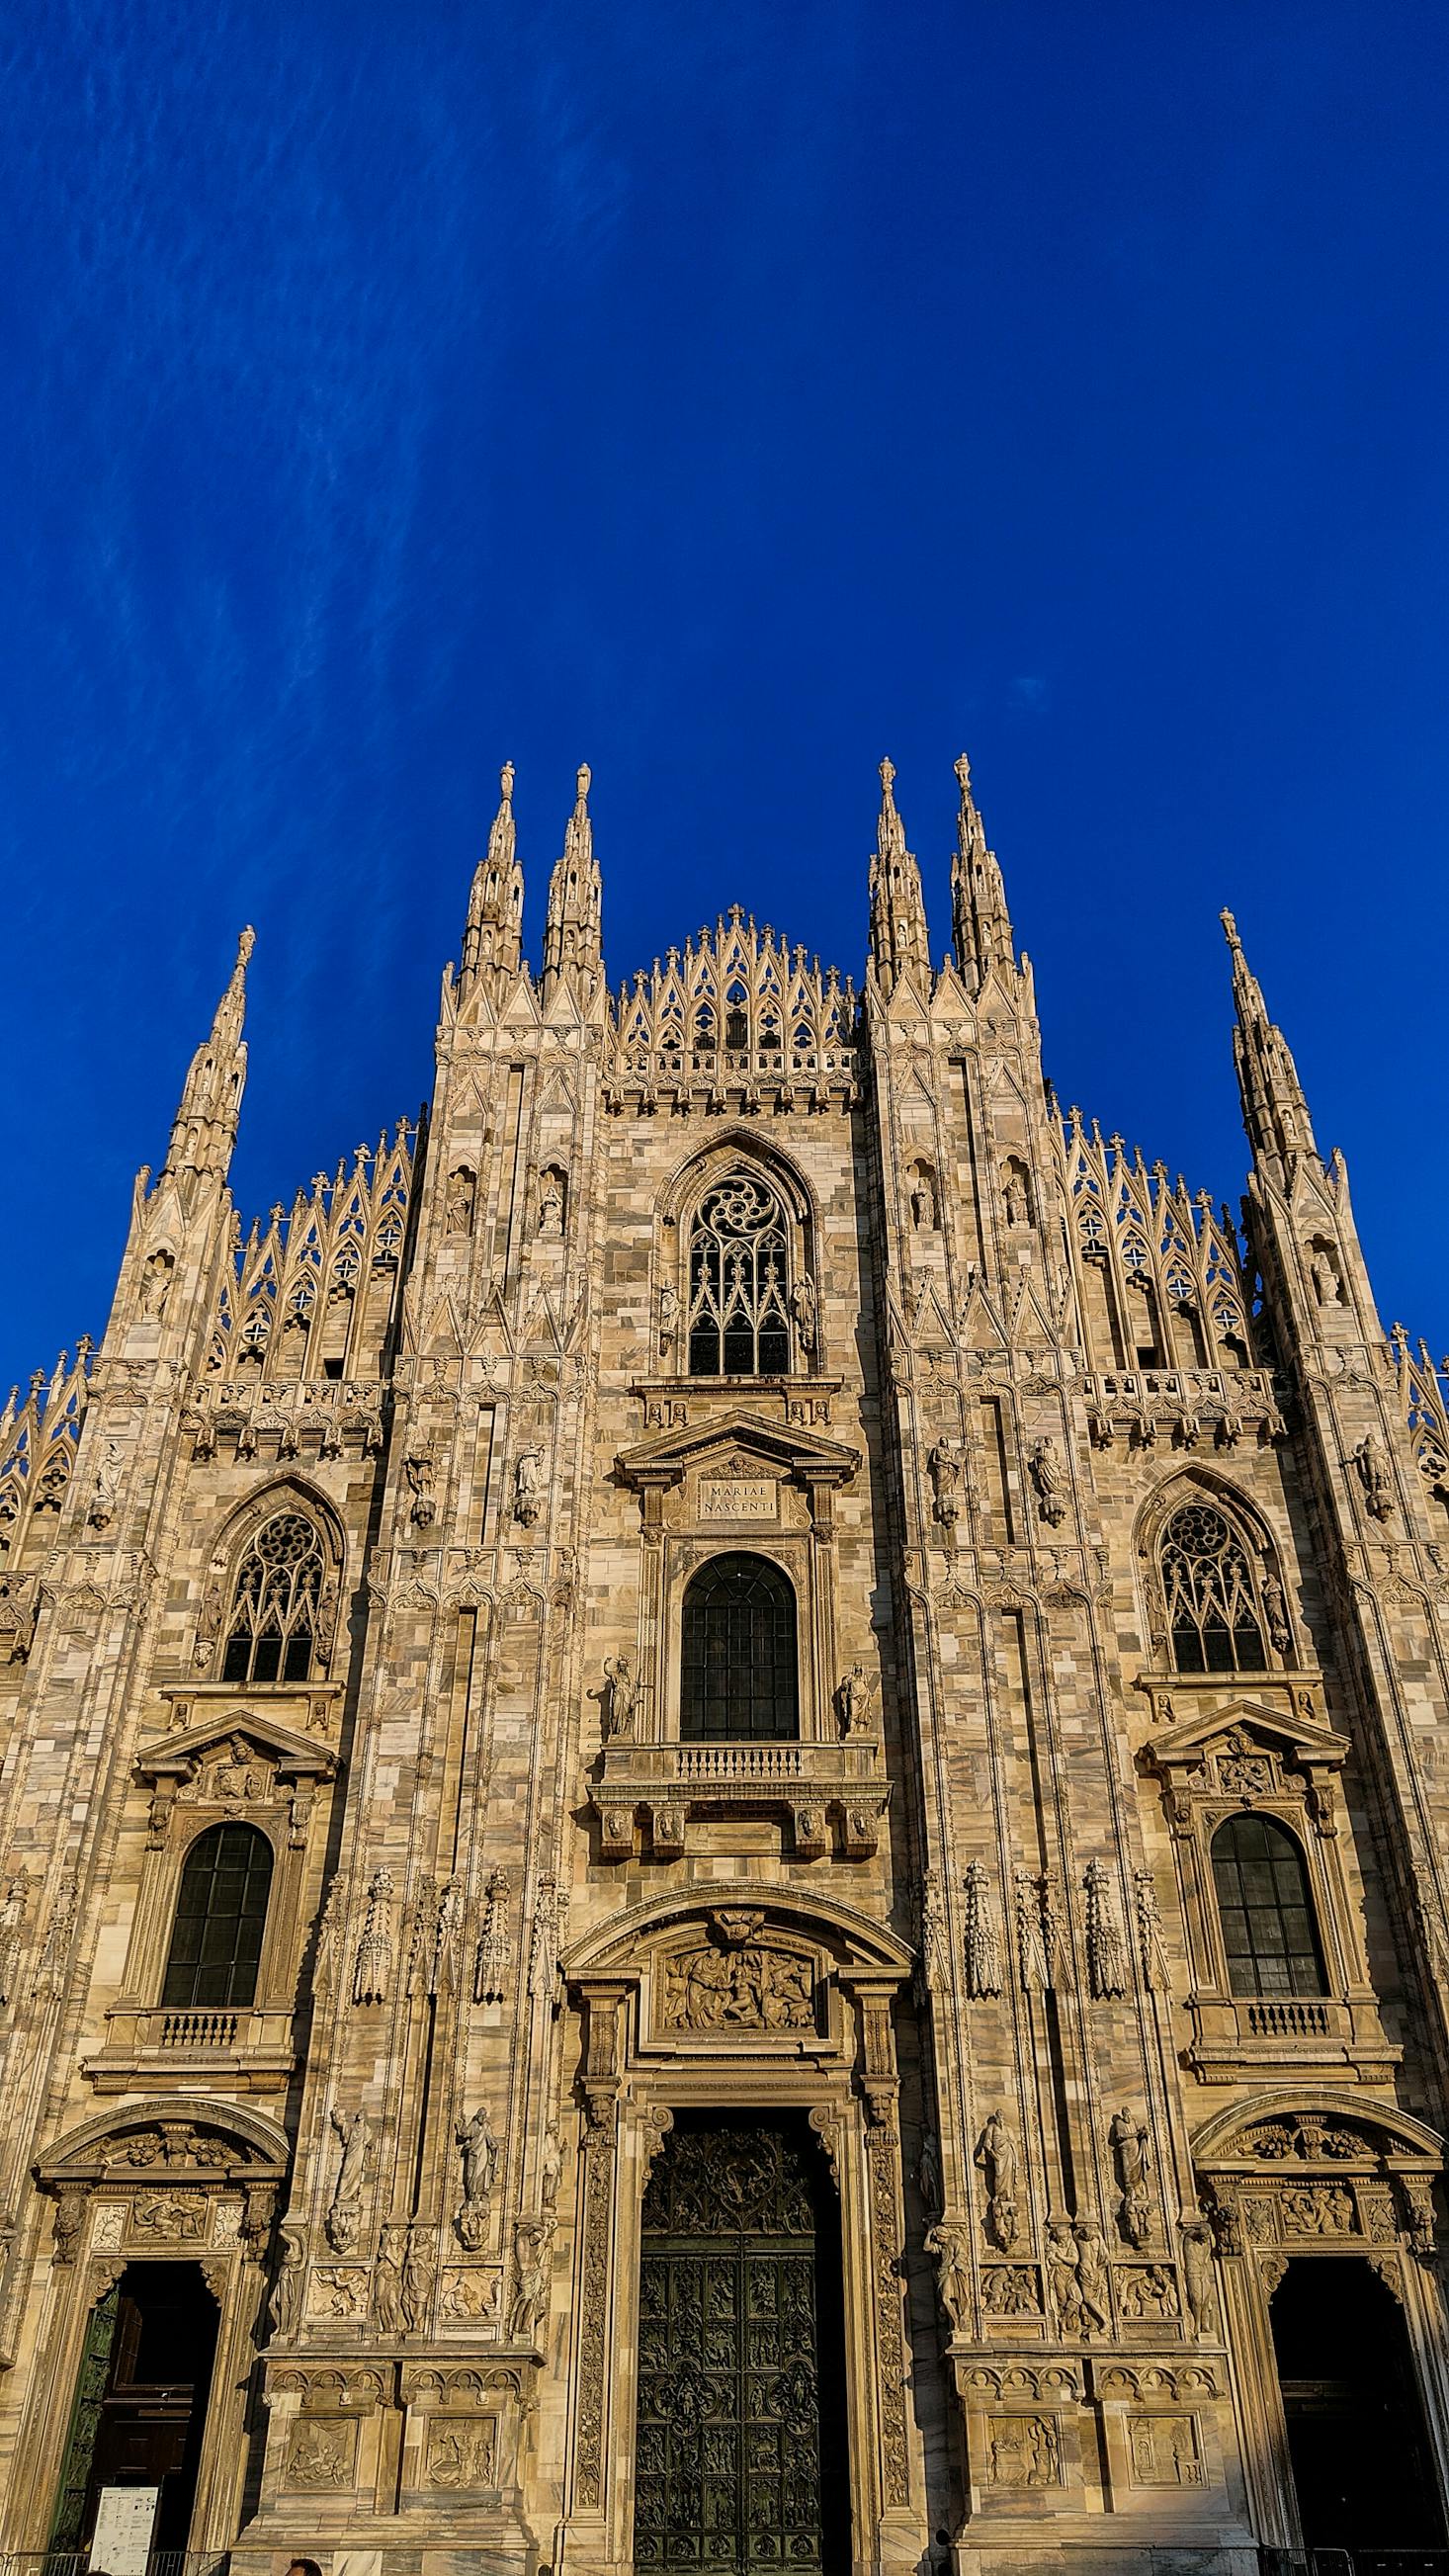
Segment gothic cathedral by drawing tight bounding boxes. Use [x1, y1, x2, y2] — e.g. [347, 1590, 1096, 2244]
[2, 753, 1448, 2576]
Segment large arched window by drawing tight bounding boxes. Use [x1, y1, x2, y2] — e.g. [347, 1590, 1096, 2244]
[161, 1822, 274, 2009]
[1211, 1814, 1326, 1998]
[680, 1553, 799, 1743]
[221, 1509, 326, 1683]
[1159, 1500, 1266, 1674]
[687, 1171, 792, 1377]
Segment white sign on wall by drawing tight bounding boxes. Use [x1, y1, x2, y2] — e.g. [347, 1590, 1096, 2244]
[90, 2484, 159, 2576]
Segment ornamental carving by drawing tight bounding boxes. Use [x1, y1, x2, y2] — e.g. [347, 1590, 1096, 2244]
[426, 2418, 499, 2488]
[659, 1935, 814, 2033]
[986, 2413, 1061, 2486]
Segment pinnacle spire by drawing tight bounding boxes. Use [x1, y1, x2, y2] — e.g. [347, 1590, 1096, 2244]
[542, 763, 603, 995]
[950, 751, 1014, 990]
[163, 926, 254, 1180]
[1221, 908, 1318, 1169]
[868, 757, 932, 997]
[460, 760, 524, 995]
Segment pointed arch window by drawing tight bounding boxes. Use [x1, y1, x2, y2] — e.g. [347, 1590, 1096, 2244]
[680, 1553, 799, 1743]
[221, 1510, 326, 1683]
[161, 1822, 274, 2009]
[1211, 1813, 1326, 1998]
[1159, 1501, 1267, 1674]
[687, 1170, 792, 1377]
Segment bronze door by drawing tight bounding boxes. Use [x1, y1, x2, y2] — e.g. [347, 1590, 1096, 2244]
[635, 2116, 844, 2575]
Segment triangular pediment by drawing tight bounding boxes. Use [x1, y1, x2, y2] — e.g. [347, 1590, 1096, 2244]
[1144, 1696, 1346, 1771]
[616, 1407, 860, 1490]
[136, 1708, 337, 1781]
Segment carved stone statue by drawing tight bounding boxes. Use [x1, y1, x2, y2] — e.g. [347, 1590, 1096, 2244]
[1110, 2107, 1151, 2248]
[1179, 2217, 1219, 2337]
[374, 2222, 407, 2333]
[1028, 1435, 1067, 1527]
[446, 1168, 475, 1237]
[139, 1250, 174, 1318]
[1256, 1571, 1289, 1655]
[327, 2106, 373, 2254]
[1073, 2220, 1111, 2336]
[790, 1274, 817, 1353]
[512, 1444, 544, 1527]
[405, 1445, 437, 1528]
[924, 2222, 971, 2335]
[658, 1280, 679, 1351]
[456, 2105, 500, 2250]
[597, 1654, 640, 1743]
[928, 1436, 963, 1527]
[400, 2224, 434, 2332]
[1353, 1432, 1394, 1521]
[910, 1166, 938, 1230]
[975, 2109, 1020, 2250]
[917, 2127, 942, 2218]
[537, 1167, 565, 1238]
[269, 2225, 305, 2337]
[509, 2216, 554, 2344]
[1046, 2218, 1083, 2334]
[834, 1662, 877, 1739]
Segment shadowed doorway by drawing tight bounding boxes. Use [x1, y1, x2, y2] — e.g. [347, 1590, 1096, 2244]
[634, 2112, 848, 2576]
[49, 2262, 219, 2556]
[1269, 2257, 1445, 2550]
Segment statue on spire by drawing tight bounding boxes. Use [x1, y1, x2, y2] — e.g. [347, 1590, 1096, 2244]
[1221, 908, 1318, 1168]
[951, 751, 1014, 990]
[867, 757, 932, 998]
[162, 927, 255, 1182]
[460, 761, 524, 996]
[542, 763, 603, 998]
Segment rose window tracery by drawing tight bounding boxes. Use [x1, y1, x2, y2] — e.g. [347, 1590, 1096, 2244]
[686, 1172, 792, 1377]
[1159, 1501, 1267, 1674]
[220, 1510, 326, 1684]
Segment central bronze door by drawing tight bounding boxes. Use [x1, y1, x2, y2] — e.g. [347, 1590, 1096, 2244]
[634, 2114, 845, 2574]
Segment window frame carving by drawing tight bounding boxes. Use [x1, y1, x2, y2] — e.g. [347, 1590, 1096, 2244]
[678, 1549, 802, 1746]
[1140, 1696, 1397, 2083]
[194, 1483, 344, 1686]
[160, 1816, 278, 2013]
[654, 1139, 821, 1384]
[92, 1710, 337, 2086]
[1135, 1476, 1295, 1677]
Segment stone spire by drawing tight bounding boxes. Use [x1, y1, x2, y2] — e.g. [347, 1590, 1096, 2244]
[867, 758, 932, 997]
[542, 764, 603, 997]
[460, 761, 524, 997]
[1222, 908, 1319, 1171]
[162, 926, 254, 1180]
[950, 751, 1014, 990]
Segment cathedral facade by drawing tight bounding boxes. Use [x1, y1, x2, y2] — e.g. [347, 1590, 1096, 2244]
[2, 753, 1448, 2574]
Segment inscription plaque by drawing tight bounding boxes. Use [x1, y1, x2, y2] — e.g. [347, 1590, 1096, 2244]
[700, 1477, 776, 1521]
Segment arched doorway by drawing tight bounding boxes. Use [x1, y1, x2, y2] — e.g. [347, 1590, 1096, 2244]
[1269, 2259, 1446, 2551]
[49, 2262, 220, 2556]
[633, 2112, 848, 2575]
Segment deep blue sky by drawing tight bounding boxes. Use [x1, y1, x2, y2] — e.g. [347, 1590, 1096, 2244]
[3, 2, 1447, 1397]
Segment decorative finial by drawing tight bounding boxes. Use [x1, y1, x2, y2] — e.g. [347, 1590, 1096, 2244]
[879, 756, 896, 802]
[575, 763, 591, 804]
[1220, 907, 1240, 951]
[237, 925, 256, 971]
[500, 760, 514, 801]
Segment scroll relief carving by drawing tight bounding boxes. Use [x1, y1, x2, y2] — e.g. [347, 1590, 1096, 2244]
[657, 1917, 815, 2033]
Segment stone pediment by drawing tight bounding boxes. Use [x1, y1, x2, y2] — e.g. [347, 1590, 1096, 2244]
[1143, 1696, 1346, 1776]
[137, 1708, 338, 1787]
[38, 2095, 290, 2186]
[615, 1408, 859, 1495]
